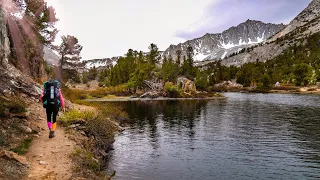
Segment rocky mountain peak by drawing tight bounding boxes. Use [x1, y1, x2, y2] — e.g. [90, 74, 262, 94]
[162, 19, 286, 62]
[218, 0, 320, 67]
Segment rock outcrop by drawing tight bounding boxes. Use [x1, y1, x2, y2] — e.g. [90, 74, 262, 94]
[177, 77, 197, 94]
[0, 150, 28, 166]
[0, 8, 10, 68]
[0, 9, 42, 98]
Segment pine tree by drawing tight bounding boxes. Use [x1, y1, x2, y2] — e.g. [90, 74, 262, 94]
[56, 35, 83, 84]
[176, 49, 182, 65]
[24, 0, 58, 46]
[147, 43, 160, 64]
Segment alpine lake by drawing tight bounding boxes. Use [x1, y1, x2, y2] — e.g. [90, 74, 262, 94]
[101, 93, 320, 180]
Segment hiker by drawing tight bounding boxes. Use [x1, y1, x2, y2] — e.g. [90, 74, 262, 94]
[40, 79, 65, 138]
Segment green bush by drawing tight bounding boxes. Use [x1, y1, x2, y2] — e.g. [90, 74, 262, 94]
[59, 109, 95, 126]
[0, 97, 27, 118]
[165, 82, 180, 98]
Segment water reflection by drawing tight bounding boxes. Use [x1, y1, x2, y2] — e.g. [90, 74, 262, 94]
[109, 100, 209, 145]
[106, 93, 320, 180]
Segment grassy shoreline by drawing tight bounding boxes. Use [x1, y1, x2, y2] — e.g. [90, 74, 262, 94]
[85, 96, 227, 102]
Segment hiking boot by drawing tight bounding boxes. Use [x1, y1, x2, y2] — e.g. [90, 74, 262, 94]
[49, 131, 55, 138]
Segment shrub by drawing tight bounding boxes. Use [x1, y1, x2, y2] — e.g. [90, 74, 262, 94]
[0, 97, 27, 118]
[70, 148, 101, 173]
[86, 115, 118, 151]
[70, 148, 115, 179]
[59, 109, 96, 126]
[165, 82, 180, 98]
[61, 87, 88, 102]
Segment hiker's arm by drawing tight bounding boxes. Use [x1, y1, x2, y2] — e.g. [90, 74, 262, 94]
[40, 90, 44, 101]
[59, 89, 65, 108]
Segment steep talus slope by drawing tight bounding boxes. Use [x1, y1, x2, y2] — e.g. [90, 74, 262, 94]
[163, 20, 285, 62]
[269, 0, 320, 41]
[218, 0, 320, 67]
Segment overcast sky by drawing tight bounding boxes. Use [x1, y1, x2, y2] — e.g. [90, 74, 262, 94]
[46, 0, 312, 60]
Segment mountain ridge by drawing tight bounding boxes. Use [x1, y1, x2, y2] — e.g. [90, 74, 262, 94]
[218, 0, 320, 67]
[163, 19, 286, 62]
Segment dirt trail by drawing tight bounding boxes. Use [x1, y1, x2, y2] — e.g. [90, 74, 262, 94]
[26, 106, 76, 180]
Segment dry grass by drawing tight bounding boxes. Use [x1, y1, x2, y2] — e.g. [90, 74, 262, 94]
[88, 85, 129, 98]
[59, 109, 95, 127]
[61, 87, 88, 103]
[271, 85, 300, 91]
[62, 85, 129, 102]
[60, 108, 118, 180]
[10, 138, 33, 155]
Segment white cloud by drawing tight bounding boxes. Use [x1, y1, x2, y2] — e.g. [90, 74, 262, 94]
[46, 0, 214, 59]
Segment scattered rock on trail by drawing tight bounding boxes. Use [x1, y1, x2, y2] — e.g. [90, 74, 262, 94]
[39, 161, 47, 165]
[0, 150, 28, 166]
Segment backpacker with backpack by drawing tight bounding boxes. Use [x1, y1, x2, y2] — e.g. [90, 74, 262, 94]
[42, 80, 61, 108]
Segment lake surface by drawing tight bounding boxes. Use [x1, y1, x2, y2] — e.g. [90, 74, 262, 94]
[107, 93, 320, 180]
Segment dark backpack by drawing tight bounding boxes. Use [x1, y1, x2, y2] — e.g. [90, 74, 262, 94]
[42, 80, 61, 107]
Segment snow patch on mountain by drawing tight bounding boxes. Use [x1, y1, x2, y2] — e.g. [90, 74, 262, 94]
[163, 20, 286, 62]
[221, 51, 228, 59]
[194, 53, 208, 62]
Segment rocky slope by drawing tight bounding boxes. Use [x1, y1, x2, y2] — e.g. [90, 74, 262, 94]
[0, 8, 41, 97]
[43, 46, 59, 66]
[0, 8, 10, 68]
[216, 0, 320, 67]
[163, 20, 285, 62]
[269, 0, 320, 42]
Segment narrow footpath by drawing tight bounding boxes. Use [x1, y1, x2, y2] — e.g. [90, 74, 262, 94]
[25, 103, 76, 180]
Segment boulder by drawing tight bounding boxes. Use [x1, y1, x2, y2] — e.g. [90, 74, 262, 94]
[177, 77, 197, 94]
[0, 150, 28, 165]
[214, 80, 243, 88]
[18, 125, 33, 133]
